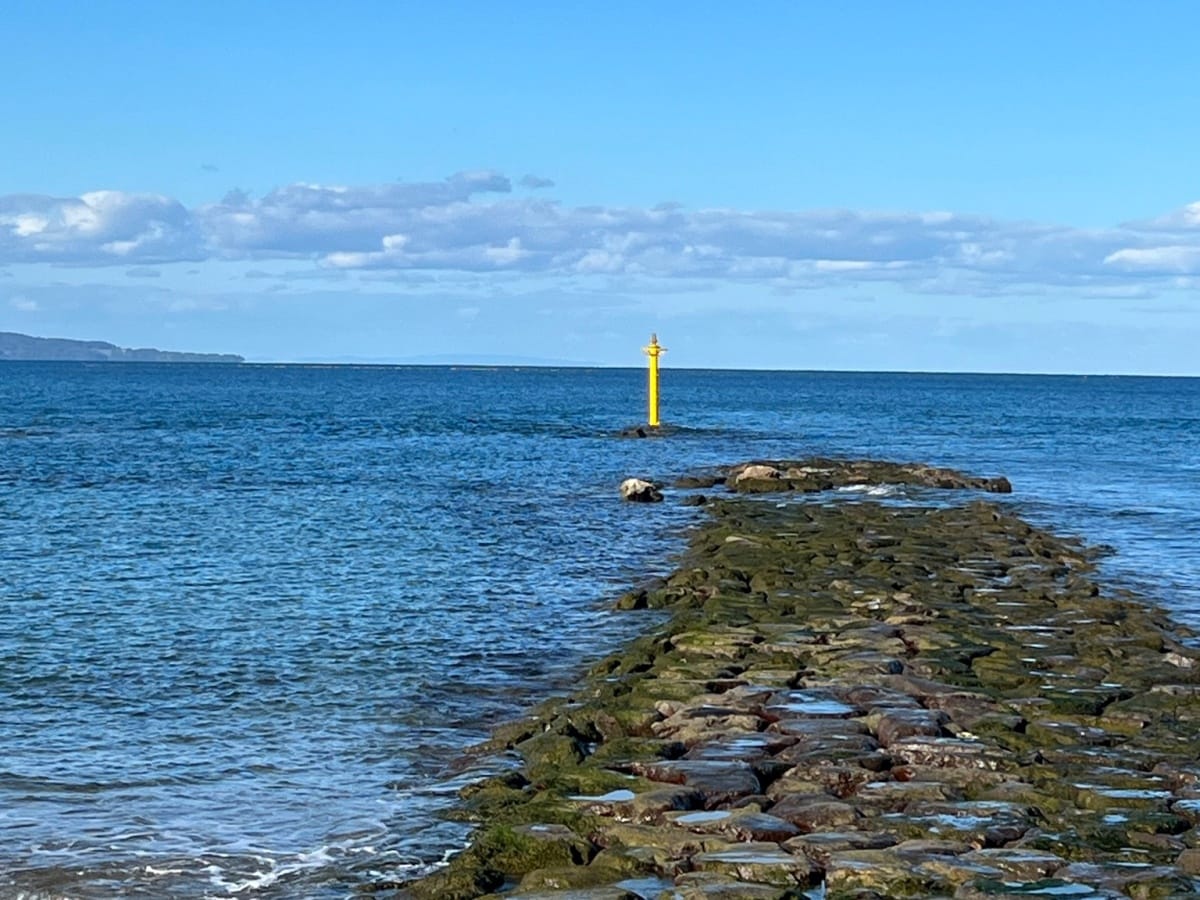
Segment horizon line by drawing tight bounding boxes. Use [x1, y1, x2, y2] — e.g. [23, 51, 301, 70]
[45, 358, 1196, 379]
[4, 357, 1196, 378]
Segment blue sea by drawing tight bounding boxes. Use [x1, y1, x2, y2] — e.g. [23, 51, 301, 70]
[1, 363, 1198, 898]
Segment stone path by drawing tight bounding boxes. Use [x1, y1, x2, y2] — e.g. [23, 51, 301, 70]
[400, 461, 1200, 900]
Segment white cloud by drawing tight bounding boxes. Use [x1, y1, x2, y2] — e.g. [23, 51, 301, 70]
[9, 294, 38, 311]
[1128, 201, 1200, 231]
[0, 190, 199, 263]
[13, 214, 48, 236]
[1104, 245, 1200, 273]
[1, 174, 1200, 298]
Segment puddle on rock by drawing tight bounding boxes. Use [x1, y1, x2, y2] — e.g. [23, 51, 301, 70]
[568, 789, 635, 803]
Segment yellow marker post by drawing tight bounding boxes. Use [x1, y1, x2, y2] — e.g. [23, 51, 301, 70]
[642, 333, 665, 427]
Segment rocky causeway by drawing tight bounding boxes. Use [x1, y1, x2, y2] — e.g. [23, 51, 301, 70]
[393, 458, 1200, 900]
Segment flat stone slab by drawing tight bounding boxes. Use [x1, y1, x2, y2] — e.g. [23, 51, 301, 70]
[667, 874, 798, 898]
[953, 881, 1125, 900]
[592, 785, 705, 821]
[506, 889, 644, 900]
[1052, 861, 1197, 896]
[824, 848, 955, 896]
[630, 760, 761, 806]
[691, 844, 820, 887]
[768, 794, 860, 831]
[963, 849, 1069, 880]
[783, 830, 898, 864]
[854, 779, 964, 807]
[665, 809, 800, 843]
[887, 736, 1015, 770]
[684, 732, 795, 762]
[761, 690, 861, 720]
[875, 708, 950, 746]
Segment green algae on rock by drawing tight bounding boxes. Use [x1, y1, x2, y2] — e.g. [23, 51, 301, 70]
[394, 459, 1200, 900]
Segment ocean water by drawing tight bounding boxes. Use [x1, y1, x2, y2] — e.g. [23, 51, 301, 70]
[1, 363, 1198, 898]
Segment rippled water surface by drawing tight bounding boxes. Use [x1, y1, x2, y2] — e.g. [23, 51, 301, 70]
[1, 363, 1198, 897]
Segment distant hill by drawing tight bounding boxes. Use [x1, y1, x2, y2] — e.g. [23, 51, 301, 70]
[0, 332, 244, 363]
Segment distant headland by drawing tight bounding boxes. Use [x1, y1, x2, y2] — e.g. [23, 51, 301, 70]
[0, 331, 244, 363]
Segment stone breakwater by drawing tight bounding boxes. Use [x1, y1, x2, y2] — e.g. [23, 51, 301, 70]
[398, 460, 1200, 900]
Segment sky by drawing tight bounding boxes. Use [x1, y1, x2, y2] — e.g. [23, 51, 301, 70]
[1, 1, 1199, 372]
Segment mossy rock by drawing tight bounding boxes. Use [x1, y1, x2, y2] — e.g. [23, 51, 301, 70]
[406, 859, 503, 900]
[518, 732, 586, 783]
[510, 846, 651, 893]
[471, 823, 595, 875]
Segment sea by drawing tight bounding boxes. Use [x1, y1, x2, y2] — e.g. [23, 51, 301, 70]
[1, 362, 1197, 898]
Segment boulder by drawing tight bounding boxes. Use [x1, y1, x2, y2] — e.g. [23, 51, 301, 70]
[735, 464, 782, 483]
[619, 478, 663, 503]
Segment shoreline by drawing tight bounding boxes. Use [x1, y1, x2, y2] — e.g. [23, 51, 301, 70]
[395, 459, 1200, 900]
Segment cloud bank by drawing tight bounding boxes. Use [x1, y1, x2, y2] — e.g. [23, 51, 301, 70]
[3, 172, 1200, 295]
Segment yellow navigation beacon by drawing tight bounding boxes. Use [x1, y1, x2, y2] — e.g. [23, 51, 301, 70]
[642, 333, 665, 428]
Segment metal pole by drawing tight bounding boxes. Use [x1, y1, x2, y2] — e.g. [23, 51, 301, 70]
[642, 333, 664, 427]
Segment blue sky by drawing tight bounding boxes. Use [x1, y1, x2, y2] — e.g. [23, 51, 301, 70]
[2, 1, 1199, 372]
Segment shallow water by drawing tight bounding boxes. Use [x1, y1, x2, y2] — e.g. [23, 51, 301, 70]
[0, 363, 1197, 897]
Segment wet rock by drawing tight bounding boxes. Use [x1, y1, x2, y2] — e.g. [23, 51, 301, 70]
[504, 887, 642, 899]
[768, 794, 861, 831]
[829, 652, 907, 677]
[854, 780, 965, 809]
[892, 838, 975, 857]
[874, 709, 950, 747]
[887, 736, 1015, 770]
[630, 760, 761, 807]
[769, 717, 873, 741]
[841, 685, 925, 710]
[685, 732, 796, 763]
[620, 478, 663, 503]
[663, 877, 793, 899]
[651, 712, 762, 745]
[888, 764, 1008, 795]
[691, 843, 820, 887]
[922, 691, 1009, 728]
[1052, 861, 1196, 897]
[912, 854, 1006, 885]
[604, 786, 706, 822]
[962, 848, 1068, 880]
[762, 689, 861, 720]
[1176, 846, 1200, 874]
[408, 864, 503, 900]
[495, 823, 595, 869]
[729, 464, 784, 490]
[952, 882, 1124, 900]
[665, 809, 801, 843]
[884, 800, 1033, 846]
[824, 848, 954, 897]
[1025, 719, 1121, 747]
[770, 762, 879, 799]
[671, 628, 763, 661]
[783, 830, 899, 864]
[1070, 782, 1173, 812]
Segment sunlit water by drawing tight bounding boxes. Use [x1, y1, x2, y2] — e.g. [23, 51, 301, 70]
[1, 363, 1197, 897]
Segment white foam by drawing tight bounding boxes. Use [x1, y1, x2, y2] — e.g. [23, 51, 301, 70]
[143, 865, 185, 876]
[835, 484, 899, 497]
